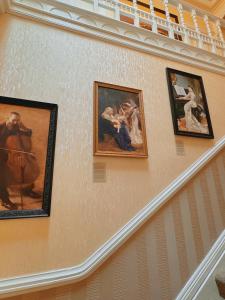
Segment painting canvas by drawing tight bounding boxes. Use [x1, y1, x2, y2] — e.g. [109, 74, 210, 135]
[0, 96, 57, 219]
[166, 68, 214, 139]
[94, 82, 148, 158]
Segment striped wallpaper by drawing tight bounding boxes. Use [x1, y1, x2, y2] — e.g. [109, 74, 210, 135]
[7, 148, 225, 300]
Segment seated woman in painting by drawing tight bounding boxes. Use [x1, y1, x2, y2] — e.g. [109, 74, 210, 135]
[99, 107, 135, 151]
[176, 86, 208, 134]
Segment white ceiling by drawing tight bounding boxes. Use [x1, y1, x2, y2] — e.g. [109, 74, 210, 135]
[184, 0, 222, 9]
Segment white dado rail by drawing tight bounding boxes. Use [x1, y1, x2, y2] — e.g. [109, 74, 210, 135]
[1, 0, 225, 76]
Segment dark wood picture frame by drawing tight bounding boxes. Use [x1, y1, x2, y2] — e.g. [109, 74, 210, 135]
[166, 68, 214, 139]
[0, 96, 58, 219]
[94, 81, 148, 158]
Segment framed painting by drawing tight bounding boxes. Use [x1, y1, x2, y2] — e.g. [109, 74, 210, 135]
[0, 96, 58, 219]
[94, 82, 148, 158]
[166, 68, 214, 139]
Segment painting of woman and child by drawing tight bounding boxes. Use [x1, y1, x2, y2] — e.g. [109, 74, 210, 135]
[94, 82, 148, 158]
[166, 68, 214, 139]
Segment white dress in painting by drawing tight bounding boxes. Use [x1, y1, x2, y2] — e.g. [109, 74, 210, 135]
[129, 109, 143, 145]
[178, 88, 208, 134]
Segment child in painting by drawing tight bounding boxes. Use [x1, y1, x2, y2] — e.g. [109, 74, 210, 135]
[101, 107, 121, 133]
[99, 107, 135, 151]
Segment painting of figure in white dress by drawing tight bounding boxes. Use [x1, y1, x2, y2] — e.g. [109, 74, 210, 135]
[166, 68, 214, 139]
[94, 82, 148, 158]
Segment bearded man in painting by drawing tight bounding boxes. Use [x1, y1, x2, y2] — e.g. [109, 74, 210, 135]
[0, 112, 40, 210]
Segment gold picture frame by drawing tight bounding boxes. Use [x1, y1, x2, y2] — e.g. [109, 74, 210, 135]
[94, 81, 148, 158]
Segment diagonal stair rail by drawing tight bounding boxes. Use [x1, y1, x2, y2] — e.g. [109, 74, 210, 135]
[0, 135, 225, 298]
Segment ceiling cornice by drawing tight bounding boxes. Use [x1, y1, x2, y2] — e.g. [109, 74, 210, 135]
[174, 0, 225, 12]
[184, 1, 212, 10]
[211, 0, 225, 18]
[212, 0, 225, 9]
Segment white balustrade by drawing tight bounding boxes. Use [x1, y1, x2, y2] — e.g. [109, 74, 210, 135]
[95, 0, 225, 57]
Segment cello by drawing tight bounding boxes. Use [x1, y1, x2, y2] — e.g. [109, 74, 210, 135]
[4, 123, 40, 209]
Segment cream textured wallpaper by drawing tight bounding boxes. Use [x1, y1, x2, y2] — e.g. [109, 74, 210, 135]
[0, 14, 225, 278]
[6, 148, 225, 300]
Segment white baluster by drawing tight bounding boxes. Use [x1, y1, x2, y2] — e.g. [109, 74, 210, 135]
[177, 3, 185, 27]
[216, 20, 224, 41]
[114, 0, 120, 20]
[204, 15, 212, 36]
[94, 0, 98, 11]
[149, 0, 157, 33]
[204, 15, 216, 53]
[191, 9, 203, 49]
[177, 3, 189, 44]
[216, 20, 225, 56]
[164, 0, 174, 39]
[149, 0, 154, 16]
[133, 0, 139, 26]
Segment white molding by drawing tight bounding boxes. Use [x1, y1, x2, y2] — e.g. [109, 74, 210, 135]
[176, 230, 225, 300]
[0, 137, 225, 298]
[3, 0, 225, 76]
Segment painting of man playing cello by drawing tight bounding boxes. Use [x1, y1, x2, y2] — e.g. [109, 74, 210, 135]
[0, 97, 57, 219]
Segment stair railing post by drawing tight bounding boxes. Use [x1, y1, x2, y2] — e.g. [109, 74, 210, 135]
[204, 15, 216, 53]
[114, 0, 120, 20]
[133, 0, 139, 27]
[216, 20, 225, 56]
[178, 3, 189, 44]
[163, 0, 174, 39]
[191, 9, 203, 49]
[149, 0, 157, 33]
[94, 0, 98, 12]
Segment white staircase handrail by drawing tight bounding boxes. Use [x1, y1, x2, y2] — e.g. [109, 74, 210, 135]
[176, 230, 225, 300]
[0, 136, 225, 298]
